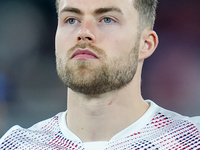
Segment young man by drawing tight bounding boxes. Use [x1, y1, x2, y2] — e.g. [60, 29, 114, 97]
[1, 0, 200, 149]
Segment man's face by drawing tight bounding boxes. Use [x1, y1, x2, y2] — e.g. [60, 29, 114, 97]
[55, 0, 141, 95]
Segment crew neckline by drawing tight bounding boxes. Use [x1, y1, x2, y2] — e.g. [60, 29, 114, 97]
[59, 100, 160, 143]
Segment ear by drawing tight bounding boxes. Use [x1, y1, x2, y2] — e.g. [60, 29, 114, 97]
[139, 29, 159, 60]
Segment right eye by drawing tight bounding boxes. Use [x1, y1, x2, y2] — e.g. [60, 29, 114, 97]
[65, 18, 78, 24]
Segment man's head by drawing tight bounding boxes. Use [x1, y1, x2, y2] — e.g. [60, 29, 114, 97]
[55, 0, 158, 95]
[56, 0, 158, 30]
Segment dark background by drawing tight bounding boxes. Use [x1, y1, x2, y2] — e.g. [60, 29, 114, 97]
[0, 0, 200, 137]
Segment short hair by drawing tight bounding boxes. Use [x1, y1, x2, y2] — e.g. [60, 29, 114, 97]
[134, 0, 158, 30]
[56, 0, 59, 13]
[55, 0, 158, 29]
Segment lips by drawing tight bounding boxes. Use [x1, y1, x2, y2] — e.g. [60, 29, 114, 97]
[71, 50, 98, 59]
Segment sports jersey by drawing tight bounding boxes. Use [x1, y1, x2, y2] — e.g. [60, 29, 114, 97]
[1, 100, 200, 150]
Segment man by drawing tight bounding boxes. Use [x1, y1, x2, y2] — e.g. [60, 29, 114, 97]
[1, 0, 200, 149]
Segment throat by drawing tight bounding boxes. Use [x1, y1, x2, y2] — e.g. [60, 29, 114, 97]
[66, 101, 149, 142]
[66, 111, 121, 142]
[66, 89, 149, 142]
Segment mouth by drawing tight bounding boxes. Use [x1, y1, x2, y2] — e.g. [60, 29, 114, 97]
[71, 50, 99, 60]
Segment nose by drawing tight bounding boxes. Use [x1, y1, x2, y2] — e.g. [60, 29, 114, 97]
[77, 19, 96, 43]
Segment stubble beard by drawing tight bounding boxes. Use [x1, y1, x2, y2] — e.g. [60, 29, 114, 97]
[56, 39, 140, 95]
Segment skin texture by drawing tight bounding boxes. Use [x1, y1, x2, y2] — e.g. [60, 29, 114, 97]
[55, 0, 158, 142]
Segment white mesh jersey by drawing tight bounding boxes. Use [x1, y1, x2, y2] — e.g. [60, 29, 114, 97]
[1, 100, 200, 150]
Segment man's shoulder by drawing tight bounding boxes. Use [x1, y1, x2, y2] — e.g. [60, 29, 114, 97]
[111, 100, 200, 149]
[155, 102, 200, 130]
[148, 101, 200, 142]
[0, 111, 66, 149]
[147, 100, 200, 123]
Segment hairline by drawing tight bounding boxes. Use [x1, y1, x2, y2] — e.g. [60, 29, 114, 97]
[55, 0, 155, 30]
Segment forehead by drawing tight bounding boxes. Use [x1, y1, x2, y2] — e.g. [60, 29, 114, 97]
[58, 0, 136, 15]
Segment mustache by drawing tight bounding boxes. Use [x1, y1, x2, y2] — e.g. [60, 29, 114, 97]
[67, 43, 106, 58]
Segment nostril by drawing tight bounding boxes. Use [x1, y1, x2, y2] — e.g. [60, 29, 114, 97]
[77, 37, 92, 41]
[87, 37, 92, 41]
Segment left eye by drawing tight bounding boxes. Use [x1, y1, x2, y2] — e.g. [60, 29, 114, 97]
[102, 18, 114, 23]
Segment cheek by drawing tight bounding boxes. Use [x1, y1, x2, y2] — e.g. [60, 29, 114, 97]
[55, 29, 75, 56]
[102, 37, 134, 59]
[100, 26, 137, 57]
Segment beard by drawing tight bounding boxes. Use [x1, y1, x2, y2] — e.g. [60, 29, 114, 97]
[56, 38, 140, 95]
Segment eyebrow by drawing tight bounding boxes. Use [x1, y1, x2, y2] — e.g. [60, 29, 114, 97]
[60, 7, 82, 15]
[60, 6, 123, 15]
[94, 7, 123, 15]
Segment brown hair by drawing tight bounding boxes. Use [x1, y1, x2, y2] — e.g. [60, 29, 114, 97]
[55, 0, 158, 29]
[134, 0, 158, 30]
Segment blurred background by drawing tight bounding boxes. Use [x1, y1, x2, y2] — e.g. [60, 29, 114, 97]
[0, 0, 200, 137]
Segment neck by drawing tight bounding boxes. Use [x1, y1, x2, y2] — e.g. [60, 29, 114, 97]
[66, 74, 149, 142]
